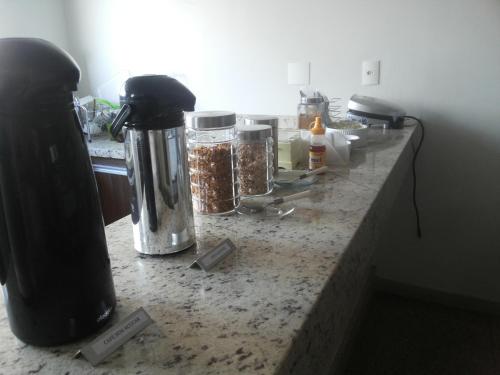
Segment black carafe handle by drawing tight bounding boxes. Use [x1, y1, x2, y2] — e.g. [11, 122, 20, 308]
[125, 131, 140, 225]
[140, 130, 158, 232]
[0, 191, 10, 285]
[0, 168, 33, 297]
[112, 103, 158, 231]
[110, 104, 132, 138]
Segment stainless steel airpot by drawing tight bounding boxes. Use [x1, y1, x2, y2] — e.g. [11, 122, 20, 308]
[111, 75, 196, 255]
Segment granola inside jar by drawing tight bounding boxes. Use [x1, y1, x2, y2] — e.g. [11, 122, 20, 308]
[243, 115, 279, 177]
[187, 111, 239, 214]
[237, 125, 274, 196]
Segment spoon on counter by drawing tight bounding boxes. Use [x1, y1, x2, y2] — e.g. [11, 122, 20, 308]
[278, 207, 295, 219]
[274, 166, 329, 186]
[237, 190, 312, 215]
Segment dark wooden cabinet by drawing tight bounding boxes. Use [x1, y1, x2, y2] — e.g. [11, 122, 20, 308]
[91, 157, 131, 225]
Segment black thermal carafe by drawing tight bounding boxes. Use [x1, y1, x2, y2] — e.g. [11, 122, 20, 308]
[0, 38, 116, 346]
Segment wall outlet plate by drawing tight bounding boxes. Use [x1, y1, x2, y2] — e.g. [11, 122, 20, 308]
[362, 60, 380, 85]
[288, 62, 310, 85]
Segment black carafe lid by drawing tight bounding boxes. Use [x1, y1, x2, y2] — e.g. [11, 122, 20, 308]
[0, 38, 80, 111]
[110, 75, 196, 137]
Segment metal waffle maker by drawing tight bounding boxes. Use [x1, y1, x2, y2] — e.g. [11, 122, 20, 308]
[347, 94, 406, 129]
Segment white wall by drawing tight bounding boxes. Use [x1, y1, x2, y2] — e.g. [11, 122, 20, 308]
[64, 0, 500, 301]
[62, 0, 204, 102]
[0, 0, 69, 51]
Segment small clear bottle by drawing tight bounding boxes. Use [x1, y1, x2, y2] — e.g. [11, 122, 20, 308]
[187, 111, 240, 214]
[237, 124, 274, 196]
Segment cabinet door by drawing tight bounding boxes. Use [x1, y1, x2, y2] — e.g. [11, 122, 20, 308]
[92, 157, 131, 225]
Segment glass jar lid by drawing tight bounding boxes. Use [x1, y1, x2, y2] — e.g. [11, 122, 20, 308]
[188, 111, 236, 129]
[243, 115, 278, 127]
[237, 124, 272, 142]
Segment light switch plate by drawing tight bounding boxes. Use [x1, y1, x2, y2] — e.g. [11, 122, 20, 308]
[362, 60, 380, 85]
[288, 62, 310, 85]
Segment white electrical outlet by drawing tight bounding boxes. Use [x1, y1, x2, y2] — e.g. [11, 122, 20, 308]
[362, 60, 380, 85]
[288, 62, 310, 85]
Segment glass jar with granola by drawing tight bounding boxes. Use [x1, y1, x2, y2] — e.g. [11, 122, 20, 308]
[243, 115, 279, 177]
[237, 124, 273, 196]
[187, 111, 239, 214]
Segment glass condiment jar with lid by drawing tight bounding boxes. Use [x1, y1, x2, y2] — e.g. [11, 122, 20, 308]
[187, 111, 240, 214]
[243, 115, 279, 177]
[237, 124, 273, 196]
[298, 90, 330, 130]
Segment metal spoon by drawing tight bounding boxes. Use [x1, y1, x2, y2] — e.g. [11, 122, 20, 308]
[237, 190, 312, 215]
[275, 166, 329, 186]
[278, 207, 295, 219]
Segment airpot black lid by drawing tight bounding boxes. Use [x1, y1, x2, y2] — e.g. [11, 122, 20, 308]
[122, 75, 195, 108]
[0, 38, 80, 106]
[111, 75, 196, 135]
[120, 75, 196, 119]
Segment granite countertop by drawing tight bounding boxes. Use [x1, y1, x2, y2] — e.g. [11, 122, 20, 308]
[0, 126, 418, 375]
[87, 133, 126, 160]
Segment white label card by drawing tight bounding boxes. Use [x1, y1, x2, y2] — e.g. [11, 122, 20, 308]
[80, 307, 153, 366]
[190, 239, 236, 272]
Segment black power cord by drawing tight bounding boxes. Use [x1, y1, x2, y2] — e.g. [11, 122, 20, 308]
[403, 116, 425, 238]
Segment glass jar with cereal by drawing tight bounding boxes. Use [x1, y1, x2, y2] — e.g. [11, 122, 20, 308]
[237, 124, 273, 197]
[187, 111, 239, 214]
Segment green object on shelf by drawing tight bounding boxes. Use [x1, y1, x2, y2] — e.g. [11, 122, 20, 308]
[95, 98, 120, 110]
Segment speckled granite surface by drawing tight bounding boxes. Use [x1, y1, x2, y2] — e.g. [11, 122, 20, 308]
[0, 126, 417, 375]
[86, 133, 126, 159]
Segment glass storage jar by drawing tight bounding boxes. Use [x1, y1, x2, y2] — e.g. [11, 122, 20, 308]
[243, 115, 279, 177]
[187, 111, 239, 214]
[237, 124, 273, 196]
[298, 90, 332, 130]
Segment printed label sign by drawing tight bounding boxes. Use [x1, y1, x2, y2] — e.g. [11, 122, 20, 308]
[190, 239, 236, 272]
[80, 308, 153, 366]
